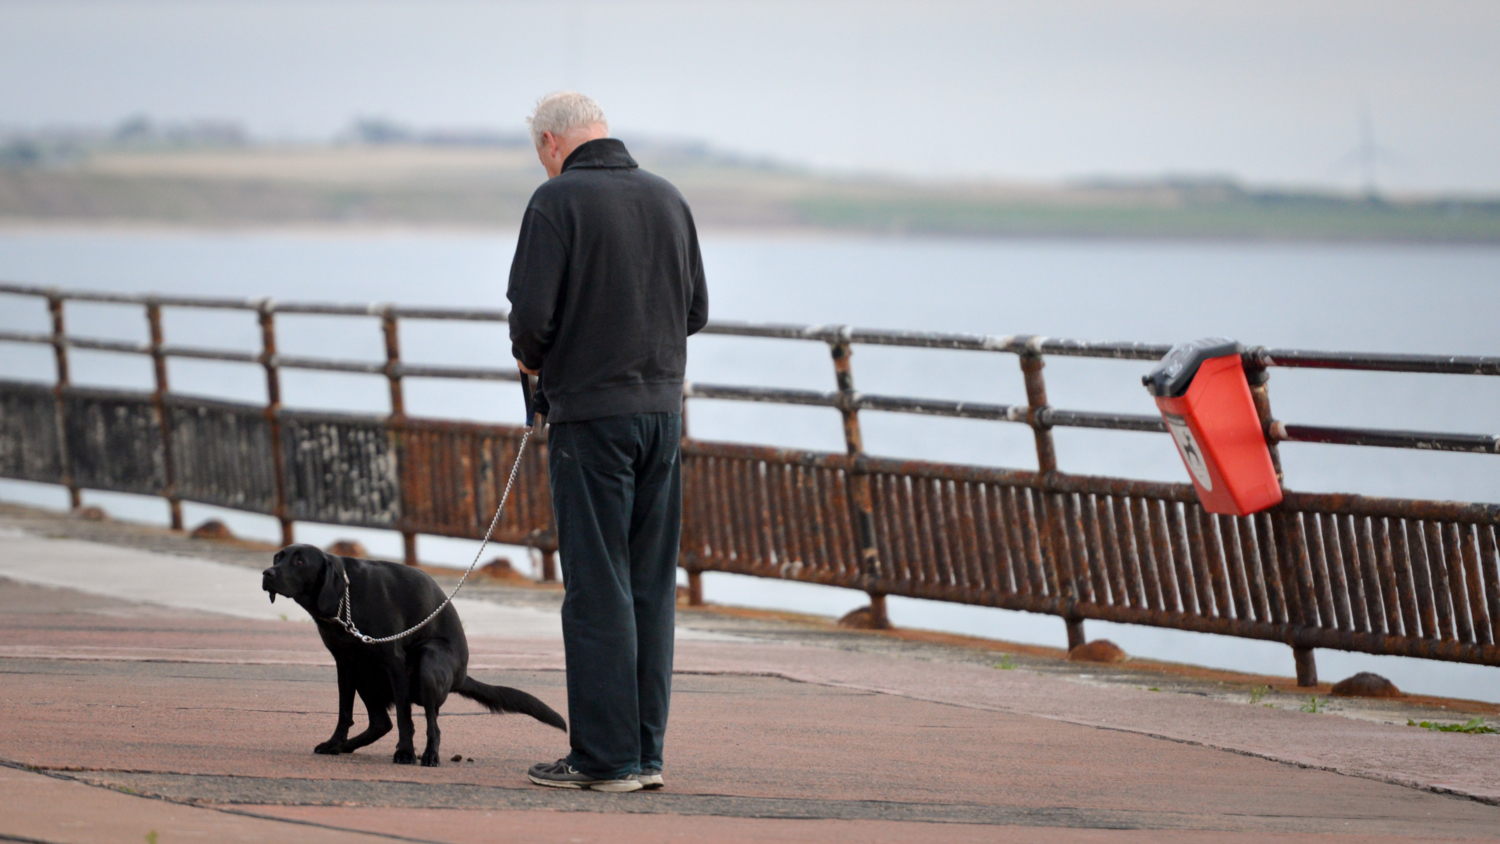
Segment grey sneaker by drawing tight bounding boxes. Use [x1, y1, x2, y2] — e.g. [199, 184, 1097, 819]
[529, 759, 643, 792]
[636, 767, 664, 789]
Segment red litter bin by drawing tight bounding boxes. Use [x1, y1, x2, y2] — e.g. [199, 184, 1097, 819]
[1142, 338, 1282, 516]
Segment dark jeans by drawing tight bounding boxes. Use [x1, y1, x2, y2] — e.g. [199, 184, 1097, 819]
[548, 412, 681, 779]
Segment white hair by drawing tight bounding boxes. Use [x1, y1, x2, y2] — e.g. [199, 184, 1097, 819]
[526, 91, 608, 147]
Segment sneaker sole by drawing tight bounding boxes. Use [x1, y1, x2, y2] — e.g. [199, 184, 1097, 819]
[589, 779, 644, 793]
[637, 775, 664, 789]
[528, 773, 585, 789]
[528, 773, 643, 793]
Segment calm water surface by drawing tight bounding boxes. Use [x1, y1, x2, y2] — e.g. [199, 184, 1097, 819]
[2, 229, 1498, 701]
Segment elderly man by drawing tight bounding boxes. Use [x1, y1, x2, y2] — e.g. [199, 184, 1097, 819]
[508, 91, 708, 792]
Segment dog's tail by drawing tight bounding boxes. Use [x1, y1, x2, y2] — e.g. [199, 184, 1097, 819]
[455, 676, 567, 732]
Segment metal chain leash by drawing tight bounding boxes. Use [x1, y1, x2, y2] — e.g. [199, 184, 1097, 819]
[332, 427, 532, 644]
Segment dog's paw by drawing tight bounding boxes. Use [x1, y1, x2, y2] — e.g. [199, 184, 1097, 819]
[420, 748, 441, 767]
[392, 747, 417, 765]
[314, 740, 346, 755]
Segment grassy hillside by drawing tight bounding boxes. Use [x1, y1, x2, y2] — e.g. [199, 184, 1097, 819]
[2, 145, 1497, 242]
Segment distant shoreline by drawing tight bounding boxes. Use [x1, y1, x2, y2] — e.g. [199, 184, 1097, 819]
[2, 145, 1498, 244]
[5, 217, 1500, 249]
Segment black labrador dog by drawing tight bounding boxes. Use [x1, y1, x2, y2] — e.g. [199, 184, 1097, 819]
[262, 544, 565, 766]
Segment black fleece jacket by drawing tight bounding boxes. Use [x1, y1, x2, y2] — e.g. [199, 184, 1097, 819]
[507, 138, 709, 423]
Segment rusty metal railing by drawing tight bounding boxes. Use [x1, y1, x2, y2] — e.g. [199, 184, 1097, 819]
[2, 281, 1498, 685]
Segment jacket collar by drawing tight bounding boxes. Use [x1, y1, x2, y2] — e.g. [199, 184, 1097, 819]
[561, 138, 638, 172]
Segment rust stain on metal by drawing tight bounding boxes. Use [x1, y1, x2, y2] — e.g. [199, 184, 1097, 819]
[3, 283, 1500, 671]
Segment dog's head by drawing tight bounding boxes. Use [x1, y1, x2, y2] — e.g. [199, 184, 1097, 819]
[262, 544, 345, 616]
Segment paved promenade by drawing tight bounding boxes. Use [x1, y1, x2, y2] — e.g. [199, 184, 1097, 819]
[2, 505, 1499, 843]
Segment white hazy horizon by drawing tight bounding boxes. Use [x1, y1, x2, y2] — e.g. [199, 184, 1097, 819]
[2, 1, 1498, 194]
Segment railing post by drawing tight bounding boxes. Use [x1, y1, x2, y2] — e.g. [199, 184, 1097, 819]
[680, 392, 704, 604]
[831, 336, 888, 629]
[381, 307, 418, 566]
[1246, 351, 1316, 685]
[47, 293, 80, 511]
[1019, 345, 1083, 649]
[146, 302, 182, 530]
[259, 301, 293, 547]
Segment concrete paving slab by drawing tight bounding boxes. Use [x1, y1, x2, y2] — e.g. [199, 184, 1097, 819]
[4, 518, 1500, 841]
[0, 531, 737, 642]
[0, 764, 393, 844]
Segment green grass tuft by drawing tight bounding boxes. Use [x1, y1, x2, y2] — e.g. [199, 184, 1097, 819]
[1407, 718, 1497, 734]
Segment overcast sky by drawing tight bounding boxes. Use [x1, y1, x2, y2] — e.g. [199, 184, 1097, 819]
[2, 1, 1497, 193]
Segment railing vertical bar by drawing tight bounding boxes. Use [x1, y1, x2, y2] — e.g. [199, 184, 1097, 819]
[1457, 524, 1490, 646]
[1040, 493, 1069, 599]
[711, 457, 739, 567]
[1338, 515, 1374, 635]
[1480, 525, 1500, 647]
[47, 293, 80, 510]
[1201, 509, 1233, 619]
[1062, 492, 1095, 605]
[1444, 522, 1477, 644]
[1016, 489, 1048, 596]
[1079, 494, 1110, 605]
[1164, 501, 1197, 614]
[1421, 521, 1457, 641]
[1148, 500, 1181, 613]
[965, 483, 997, 595]
[1405, 520, 1440, 639]
[767, 463, 792, 573]
[1097, 496, 1129, 607]
[1276, 512, 1320, 685]
[831, 340, 887, 623]
[991, 484, 1023, 595]
[1219, 514, 1253, 621]
[1326, 512, 1362, 629]
[1183, 506, 1216, 617]
[753, 461, 776, 572]
[145, 303, 182, 530]
[1304, 515, 1338, 629]
[380, 308, 417, 565]
[1113, 497, 1146, 608]
[1342, 514, 1376, 633]
[889, 474, 916, 588]
[1354, 517, 1390, 635]
[858, 473, 876, 584]
[1253, 511, 1287, 625]
[950, 481, 981, 593]
[911, 478, 941, 588]
[258, 302, 292, 546]
[804, 466, 834, 577]
[1279, 512, 1319, 629]
[1131, 497, 1165, 611]
[1390, 519, 1423, 638]
[1371, 518, 1403, 636]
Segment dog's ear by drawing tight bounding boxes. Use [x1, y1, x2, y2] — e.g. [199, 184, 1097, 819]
[314, 548, 346, 617]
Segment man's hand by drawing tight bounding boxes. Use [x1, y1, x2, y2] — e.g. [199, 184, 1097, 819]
[517, 360, 540, 376]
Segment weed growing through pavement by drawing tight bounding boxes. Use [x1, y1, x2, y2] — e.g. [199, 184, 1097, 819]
[145, 832, 158, 844]
[1147, 687, 1161, 692]
[1248, 685, 1270, 704]
[1407, 718, 1497, 734]
[1299, 696, 1325, 713]
[994, 655, 1016, 670]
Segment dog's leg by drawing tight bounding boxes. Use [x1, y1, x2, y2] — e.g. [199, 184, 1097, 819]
[339, 687, 392, 751]
[314, 661, 357, 754]
[416, 648, 456, 767]
[387, 661, 417, 765]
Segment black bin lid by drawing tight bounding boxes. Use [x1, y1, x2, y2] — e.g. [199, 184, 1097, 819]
[1142, 337, 1242, 398]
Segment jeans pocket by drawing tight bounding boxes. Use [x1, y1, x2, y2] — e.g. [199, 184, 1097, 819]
[656, 414, 682, 468]
[562, 417, 635, 473]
